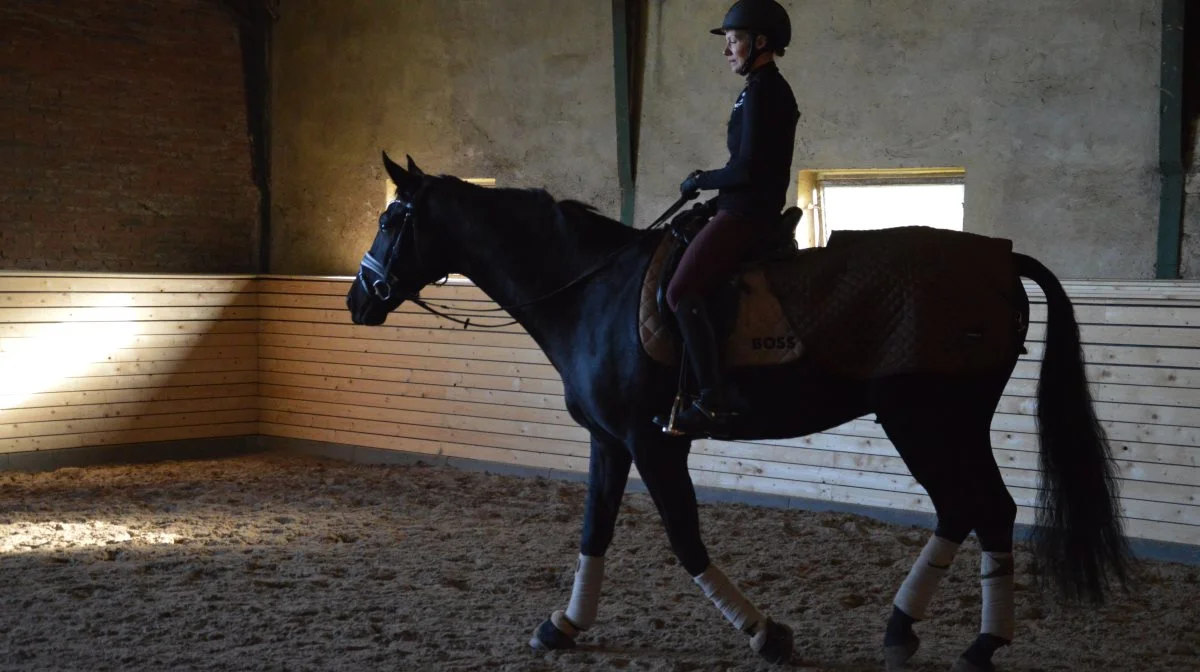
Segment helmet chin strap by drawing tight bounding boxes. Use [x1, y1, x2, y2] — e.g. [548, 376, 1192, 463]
[736, 33, 764, 76]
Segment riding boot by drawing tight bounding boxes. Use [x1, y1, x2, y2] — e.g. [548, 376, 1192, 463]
[672, 294, 737, 437]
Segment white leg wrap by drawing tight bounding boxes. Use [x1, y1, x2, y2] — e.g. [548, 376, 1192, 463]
[694, 564, 764, 633]
[980, 551, 1015, 641]
[564, 554, 604, 630]
[894, 535, 960, 620]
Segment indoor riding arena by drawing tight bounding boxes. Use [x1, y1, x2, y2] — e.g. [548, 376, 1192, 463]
[2, 2, 1199, 671]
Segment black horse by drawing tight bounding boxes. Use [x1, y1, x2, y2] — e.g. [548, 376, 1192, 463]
[346, 153, 1132, 671]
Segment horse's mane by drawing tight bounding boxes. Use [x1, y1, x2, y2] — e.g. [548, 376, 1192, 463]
[440, 176, 642, 249]
[551, 197, 643, 248]
[555, 198, 622, 228]
[557, 199, 601, 215]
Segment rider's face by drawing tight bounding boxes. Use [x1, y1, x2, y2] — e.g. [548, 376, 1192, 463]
[723, 30, 759, 73]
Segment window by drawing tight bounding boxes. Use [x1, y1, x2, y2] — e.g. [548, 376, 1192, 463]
[797, 168, 965, 248]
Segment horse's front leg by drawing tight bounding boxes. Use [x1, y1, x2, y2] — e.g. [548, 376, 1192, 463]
[633, 435, 795, 664]
[530, 432, 631, 651]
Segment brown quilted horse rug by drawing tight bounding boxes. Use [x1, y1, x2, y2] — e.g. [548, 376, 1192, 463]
[639, 225, 1022, 379]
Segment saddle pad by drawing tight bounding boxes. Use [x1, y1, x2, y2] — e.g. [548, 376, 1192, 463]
[639, 234, 803, 368]
[763, 226, 1019, 379]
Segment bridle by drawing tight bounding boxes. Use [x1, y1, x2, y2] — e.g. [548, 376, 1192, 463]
[355, 179, 697, 330]
[357, 197, 421, 304]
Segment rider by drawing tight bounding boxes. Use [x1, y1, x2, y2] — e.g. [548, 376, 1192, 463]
[665, 0, 800, 437]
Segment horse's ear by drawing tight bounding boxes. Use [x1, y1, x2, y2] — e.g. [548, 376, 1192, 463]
[382, 150, 419, 197]
[406, 155, 425, 177]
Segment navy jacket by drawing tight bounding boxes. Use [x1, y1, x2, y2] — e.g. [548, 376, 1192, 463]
[694, 61, 800, 220]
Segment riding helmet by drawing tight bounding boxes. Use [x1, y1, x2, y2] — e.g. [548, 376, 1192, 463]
[710, 0, 792, 53]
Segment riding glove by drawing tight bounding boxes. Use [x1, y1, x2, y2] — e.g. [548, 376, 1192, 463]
[680, 170, 703, 198]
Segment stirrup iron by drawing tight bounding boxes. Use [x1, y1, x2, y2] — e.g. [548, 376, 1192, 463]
[656, 391, 691, 436]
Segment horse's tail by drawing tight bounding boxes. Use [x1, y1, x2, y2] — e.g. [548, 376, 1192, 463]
[1015, 253, 1134, 603]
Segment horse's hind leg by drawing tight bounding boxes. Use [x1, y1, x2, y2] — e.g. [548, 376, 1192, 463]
[876, 412, 974, 670]
[889, 449, 1016, 672]
[531, 433, 631, 651]
[874, 376, 1017, 672]
[953, 455, 1016, 672]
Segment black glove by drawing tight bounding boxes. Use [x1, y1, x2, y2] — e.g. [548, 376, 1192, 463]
[680, 170, 702, 198]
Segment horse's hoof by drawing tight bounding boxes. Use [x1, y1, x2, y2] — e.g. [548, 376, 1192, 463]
[750, 618, 794, 664]
[950, 655, 994, 672]
[528, 611, 578, 651]
[884, 634, 920, 670]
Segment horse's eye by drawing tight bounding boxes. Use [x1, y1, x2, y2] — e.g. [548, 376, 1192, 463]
[379, 212, 390, 230]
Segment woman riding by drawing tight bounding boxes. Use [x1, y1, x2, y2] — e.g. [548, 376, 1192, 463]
[666, 0, 800, 437]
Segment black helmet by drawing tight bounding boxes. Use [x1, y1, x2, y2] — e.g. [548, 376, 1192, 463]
[710, 0, 791, 53]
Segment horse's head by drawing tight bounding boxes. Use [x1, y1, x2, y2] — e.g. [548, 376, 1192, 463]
[347, 152, 453, 325]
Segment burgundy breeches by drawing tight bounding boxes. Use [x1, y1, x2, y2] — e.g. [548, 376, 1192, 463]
[666, 209, 765, 312]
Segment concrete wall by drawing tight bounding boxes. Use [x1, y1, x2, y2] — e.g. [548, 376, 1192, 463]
[271, 0, 1165, 280]
[269, 0, 618, 275]
[637, 0, 1163, 279]
[0, 0, 260, 273]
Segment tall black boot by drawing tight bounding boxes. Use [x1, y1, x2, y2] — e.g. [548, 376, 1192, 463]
[671, 294, 736, 437]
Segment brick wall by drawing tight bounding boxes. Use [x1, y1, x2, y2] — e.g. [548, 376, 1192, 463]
[0, 0, 259, 272]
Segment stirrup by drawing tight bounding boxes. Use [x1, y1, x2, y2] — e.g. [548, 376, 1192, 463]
[653, 391, 692, 437]
[668, 397, 737, 439]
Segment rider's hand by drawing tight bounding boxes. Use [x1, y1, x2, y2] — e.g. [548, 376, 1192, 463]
[680, 170, 702, 198]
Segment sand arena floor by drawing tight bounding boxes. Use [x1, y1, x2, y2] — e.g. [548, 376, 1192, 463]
[0, 452, 1197, 671]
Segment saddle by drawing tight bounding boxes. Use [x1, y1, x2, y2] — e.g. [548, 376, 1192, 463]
[638, 199, 806, 369]
[638, 205, 1021, 379]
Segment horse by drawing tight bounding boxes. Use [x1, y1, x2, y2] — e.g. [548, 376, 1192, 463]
[345, 152, 1133, 671]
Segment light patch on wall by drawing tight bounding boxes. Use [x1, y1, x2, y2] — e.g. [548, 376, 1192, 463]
[0, 300, 139, 410]
[798, 168, 966, 247]
[385, 177, 495, 203]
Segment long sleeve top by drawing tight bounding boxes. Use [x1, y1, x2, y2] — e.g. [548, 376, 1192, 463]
[694, 61, 800, 220]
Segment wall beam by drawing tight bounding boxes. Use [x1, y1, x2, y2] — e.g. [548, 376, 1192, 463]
[613, 1, 635, 225]
[612, 1, 646, 226]
[1158, 0, 1185, 278]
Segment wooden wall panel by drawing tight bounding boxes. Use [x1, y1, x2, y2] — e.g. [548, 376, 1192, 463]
[0, 273, 259, 457]
[4, 272, 1196, 548]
